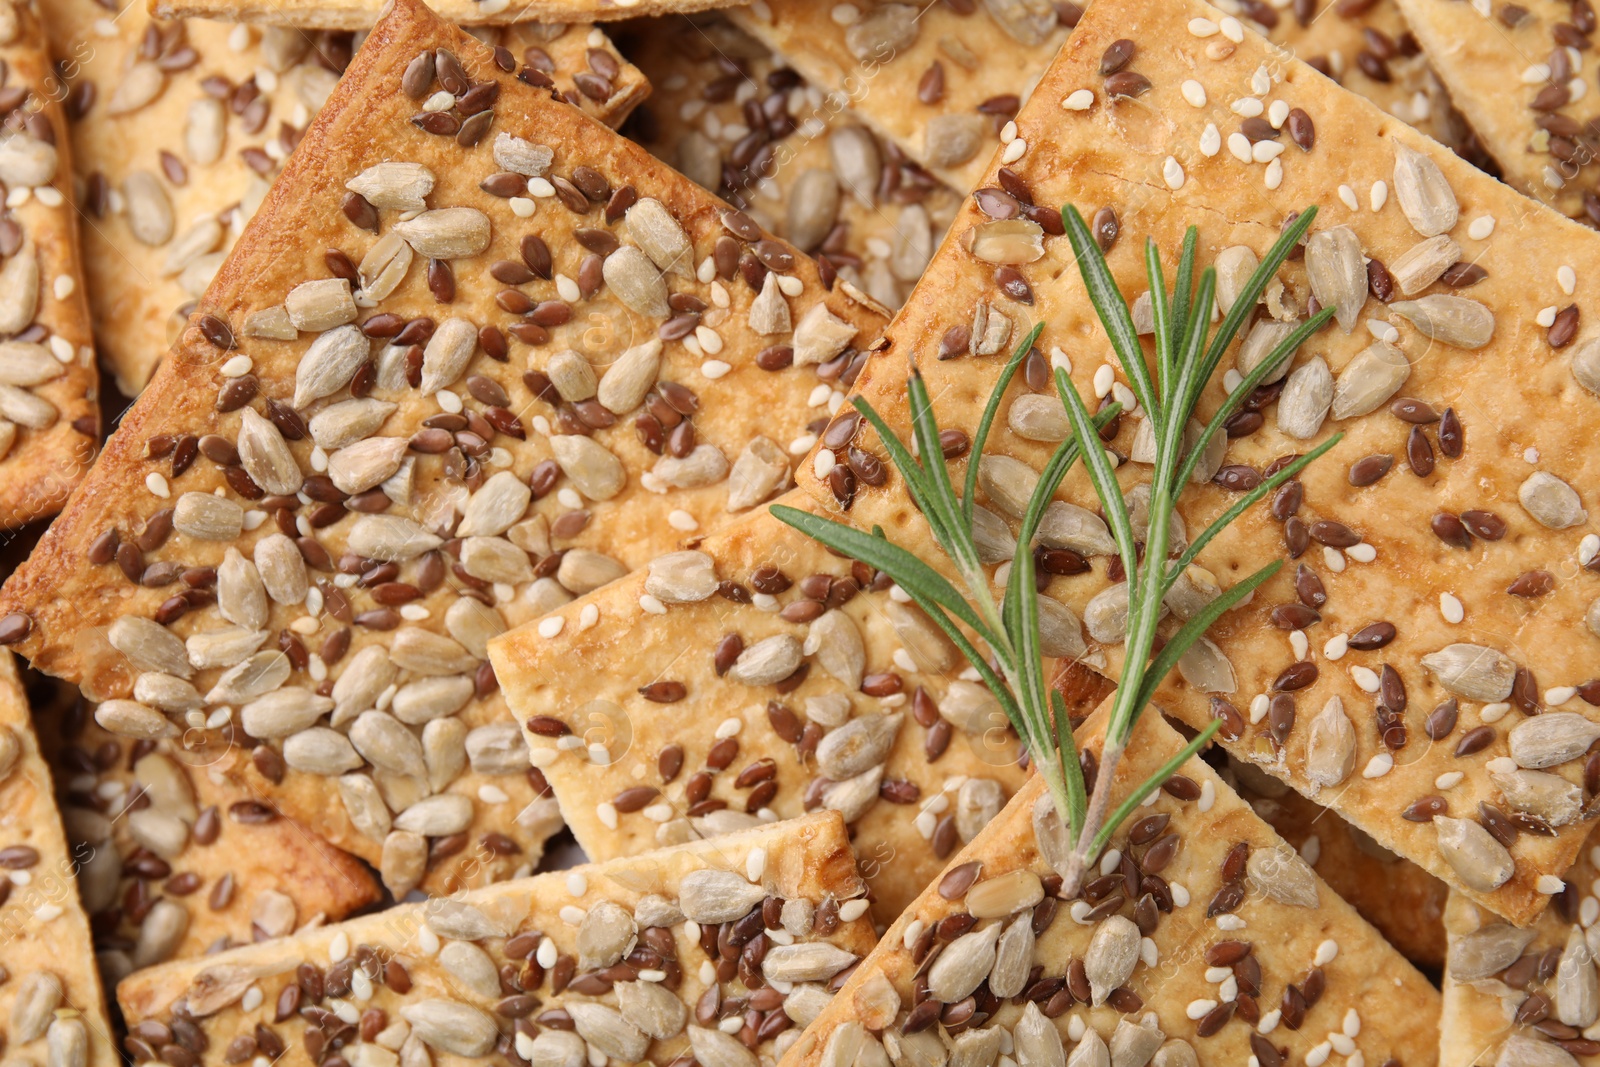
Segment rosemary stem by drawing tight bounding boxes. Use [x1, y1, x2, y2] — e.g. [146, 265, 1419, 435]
[1064, 735, 1127, 896]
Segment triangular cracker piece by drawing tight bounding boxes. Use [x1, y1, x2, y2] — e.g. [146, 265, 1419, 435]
[0, 654, 119, 1067]
[1441, 830, 1600, 1067]
[490, 490, 1032, 923]
[786, 0, 1600, 924]
[1394, 0, 1597, 220]
[0, 0, 886, 900]
[1227, 755, 1447, 969]
[33, 677, 381, 975]
[115, 811, 876, 1067]
[620, 14, 964, 311]
[0, 0, 98, 528]
[784, 706, 1441, 1067]
[45, 2, 647, 394]
[148, 0, 744, 31]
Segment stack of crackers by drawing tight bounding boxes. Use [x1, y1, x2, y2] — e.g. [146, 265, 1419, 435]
[0, 0, 1594, 1065]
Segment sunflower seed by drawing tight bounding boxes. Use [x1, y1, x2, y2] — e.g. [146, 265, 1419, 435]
[687, 1026, 757, 1067]
[1519, 471, 1587, 528]
[723, 633, 803, 686]
[1030, 501, 1112, 558]
[184, 96, 225, 165]
[625, 197, 692, 276]
[123, 171, 174, 245]
[928, 921, 1001, 1002]
[402, 1000, 497, 1057]
[346, 710, 425, 777]
[1236, 319, 1299, 383]
[1085, 914, 1141, 1006]
[639, 551, 716, 604]
[1085, 582, 1135, 643]
[830, 125, 882, 208]
[109, 616, 191, 677]
[169, 491, 243, 542]
[309, 400, 394, 454]
[806, 609, 864, 689]
[485, 133, 550, 178]
[1014, 1001, 1066, 1067]
[0, 385, 49, 433]
[940, 679, 1004, 734]
[522, 1030, 585, 1067]
[824, 765, 884, 823]
[1435, 815, 1515, 892]
[235, 407, 301, 495]
[609, 979, 687, 1041]
[555, 549, 628, 596]
[794, 303, 860, 366]
[603, 246, 669, 317]
[282, 279, 358, 333]
[956, 1029, 1009, 1067]
[596, 339, 662, 414]
[1421, 643, 1517, 702]
[12, 972, 63, 1041]
[391, 628, 476, 676]
[1304, 696, 1356, 788]
[134, 672, 201, 712]
[283, 727, 363, 776]
[1305, 226, 1365, 331]
[442, 599, 503, 661]
[393, 208, 490, 259]
[1033, 596, 1088, 659]
[726, 436, 790, 511]
[336, 773, 392, 840]
[0, 342, 64, 386]
[978, 454, 1038, 519]
[551, 435, 626, 500]
[1277, 356, 1333, 439]
[1214, 245, 1259, 316]
[884, 601, 956, 672]
[460, 721, 524, 776]
[1331, 340, 1409, 419]
[1509, 713, 1600, 769]
[392, 793, 472, 835]
[1447, 922, 1536, 981]
[95, 699, 177, 739]
[331, 645, 398, 724]
[1573, 337, 1600, 394]
[1246, 843, 1319, 907]
[358, 232, 414, 301]
[128, 806, 190, 858]
[813, 711, 899, 780]
[965, 219, 1046, 264]
[349, 515, 443, 561]
[785, 167, 841, 253]
[1389, 235, 1461, 296]
[1393, 142, 1459, 237]
[1007, 393, 1070, 441]
[347, 162, 435, 212]
[379, 830, 427, 898]
[0, 251, 33, 340]
[216, 547, 267, 630]
[845, 1, 919, 58]
[241, 687, 332, 737]
[1133, 417, 1223, 483]
[241, 305, 297, 342]
[422, 717, 468, 791]
[924, 113, 987, 168]
[162, 218, 224, 276]
[748, 271, 792, 335]
[412, 316, 475, 394]
[654, 444, 728, 488]
[1492, 768, 1582, 826]
[752, 942, 858, 987]
[1555, 927, 1600, 1027]
[1390, 295, 1494, 349]
[47, 1017, 88, 1067]
[1177, 636, 1234, 693]
[455, 536, 530, 586]
[1112, 1019, 1166, 1067]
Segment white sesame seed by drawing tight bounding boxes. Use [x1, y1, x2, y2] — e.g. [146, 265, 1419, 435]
[700, 359, 732, 379]
[1306, 1043, 1332, 1067]
[53, 273, 75, 300]
[529, 177, 556, 197]
[330, 931, 351, 962]
[1289, 632, 1309, 663]
[1583, 897, 1599, 927]
[1220, 16, 1244, 40]
[1468, 215, 1496, 240]
[1263, 159, 1284, 190]
[536, 937, 558, 968]
[668, 510, 698, 532]
[1267, 99, 1290, 128]
[1219, 975, 1238, 1002]
[1324, 634, 1348, 660]
[1560, 265, 1578, 294]
[1181, 80, 1207, 107]
[1367, 318, 1399, 343]
[1171, 882, 1190, 907]
[1198, 778, 1215, 813]
[1343, 1009, 1361, 1038]
[1199, 123, 1222, 157]
[1253, 66, 1272, 95]
[1300, 835, 1320, 865]
[1362, 753, 1394, 778]
[1439, 592, 1464, 623]
[49, 336, 73, 363]
[479, 784, 508, 804]
[807, 382, 832, 407]
[1350, 666, 1380, 693]
[1223, 369, 1243, 393]
[1330, 1035, 1356, 1057]
[1323, 546, 1346, 572]
[1548, 686, 1578, 706]
[1314, 940, 1339, 966]
[596, 802, 619, 829]
[1068, 1017, 1087, 1042]
[1216, 914, 1246, 931]
[1093, 364, 1116, 397]
[1100, 848, 1122, 876]
[1539, 874, 1568, 894]
[716, 717, 743, 739]
[1346, 542, 1376, 562]
[538, 616, 565, 639]
[1480, 702, 1510, 723]
[1253, 140, 1284, 163]
[220, 354, 253, 377]
[1069, 900, 1095, 923]
[1188, 16, 1219, 34]
[1579, 534, 1599, 566]
[1227, 132, 1253, 163]
[579, 604, 599, 630]
[839, 898, 869, 922]
[1231, 97, 1263, 118]
[812, 449, 836, 480]
[1538, 305, 1560, 327]
[1250, 694, 1269, 724]
[1337, 184, 1359, 211]
[1206, 966, 1232, 983]
[1187, 999, 1218, 1020]
[1435, 770, 1464, 790]
[555, 274, 580, 302]
[146, 471, 170, 498]
[1370, 180, 1388, 211]
[437, 389, 462, 414]
[1163, 156, 1185, 190]
[639, 594, 666, 615]
[1063, 89, 1095, 110]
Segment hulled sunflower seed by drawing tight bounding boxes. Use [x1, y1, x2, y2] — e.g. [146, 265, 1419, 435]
[172, 492, 244, 541]
[1245, 843, 1319, 907]
[1034, 596, 1088, 659]
[309, 398, 396, 450]
[347, 162, 435, 212]
[1008, 393, 1071, 441]
[1574, 337, 1600, 394]
[551, 434, 626, 500]
[1236, 319, 1299, 383]
[1305, 226, 1365, 331]
[1390, 295, 1494, 349]
[645, 551, 718, 604]
[0, 342, 64, 386]
[1215, 245, 1259, 316]
[679, 868, 766, 923]
[1519, 471, 1587, 528]
[1085, 582, 1134, 643]
[134, 672, 201, 712]
[358, 232, 414, 301]
[241, 687, 332, 737]
[207, 650, 291, 705]
[459, 536, 533, 585]
[11, 973, 62, 1041]
[390, 628, 476, 675]
[1177, 636, 1234, 693]
[626, 198, 692, 276]
[423, 717, 468, 791]
[162, 218, 224, 276]
[95, 699, 178, 739]
[381, 830, 427, 898]
[885, 601, 956, 671]
[817, 712, 902, 780]
[556, 549, 628, 595]
[603, 246, 669, 317]
[401, 1000, 497, 1057]
[596, 339, 662, 414]
[438, 941, 500, 998]
[761, 942, 860, 984]
[254, 534, 308, 606]
[1331, 340, 1410, 419]
[788, 167, 841, 253]
[243, 305, 297, 341]
[749, 272, 792, 335]
[46, 1017, 88, 1067]
[1112, 1019, 1166, 1067]
[417, 316, 477, 394]
[237, 407, 301, 495]
[332, 645, 398, 723]
[725, 633, 803, 686]
[1036, 501, 1115, 556]
[350, 710, 427, 777]
[831, 125, 882, 208]
[0, 384, 53, 429]
[1435, 815, 1515, 892]
[337, 773, 392, 840]
[1557, 927, 1598, 1027]
[445, 598, 505, 660]
[1491, 768, 1582, 826]
[1389, 235, 1461, 295]
[286, 278, 358, 332]
[928, 921, 1001, 1002]
[794, 303, 860, 366]
[823, 765, 883, 823]
[1085, 914, 1141, 1006]
[654, 444, 729, 488]
[393, 794, 472, 835]
[965, 219, 1046, 264]
[110, 616, 192, 677]
[1447, 923, 1536, 981]
[393, 208, 491, 259]
[218, 547, 268, 630]
[978, 454, 1039, 519]
[940, 679, 1004, 734]
[1277, 356, 1333, 439]
[349, 515, 443, 560]
[614, 979, 688, 1040]
[283, 727, 363, 776]
[464, 721, 527, 775]
[1014, 1001, 1066, 1067]
[924, 113, 987, 168]
[687, 1026, 757, 1067]
[1393, 141, 1459, 237]
[293, 323, 369, 408]
[123, 171, 174, 245]
[1508, 713, 1600, 769]
[1420, 643, 1517, 702]
[811, 609, 866, 689]
[1305, 696, 1356, 788]
[726, 436, 790, 511]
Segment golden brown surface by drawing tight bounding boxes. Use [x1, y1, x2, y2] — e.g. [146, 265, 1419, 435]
[1397, 0, 1595, 219]
[149, 0, 744, 29]
[33, 677, 380, 976]
[493, 490, 1032, 925]
[0, 0, 99, 529]
[783, 705, 1442, 1067]
[619, 13, 964, 310]
[1, 0, 886, 900]
[0, 654, 119, 1067]
[118, 812, 875, 1067]
[44, 0, 647, 394]
[792, 0, 1600, 925]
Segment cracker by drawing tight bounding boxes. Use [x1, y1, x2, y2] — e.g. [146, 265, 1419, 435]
[491, 489, 1032, 923]
[0, 654, 118, 1067]
[1439, 831, 1600, 1067]
[618, 13, 965, 310]
[43, 1, 647, 395]
[148, 0, 744, 30]
[789, 0, 1600, 924]
[0, 0, 99, 529]
[0, 0, 886, 901]
[784, 703, 1442, 1067]
[1395, 0, 1595, 220]
[33, 677, 381, 974]
[1229, 756, 1447, 970]
[115, 811, 877, 1067]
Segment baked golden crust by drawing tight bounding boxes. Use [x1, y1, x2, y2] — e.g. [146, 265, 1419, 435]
[116, 812, 876, 1067]
[789, 0, 1600, 925]
[1, 0, 886, 901]
[1395, 0, 1594, 220]
[33, 677, 380, 974]
[0, 654, 118, 1067]
[0, 0, 98, 529]
[618, 13, 964, 311]
[147, 0, 744, 30]
[43, 0, 647, 395]
[492, 490, 1032, 924]
[782, 704, 1442, 1067]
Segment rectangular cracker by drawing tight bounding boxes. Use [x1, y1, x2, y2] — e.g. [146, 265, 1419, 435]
[115, 811, 877, 1067]
[147, 0, 744, 29]
[491, 489, 1033, 924]
[788, 0, 1600, 925]
[44, 2, 647, 395]
[0, 0, 99, 529]
[782, 703, 1442, 1067]
[0, 653, 119, 1067]
[1440, 831, 1600, 1067]
[1394, 0, 1594, 221]
[618, 13, 964, 312]
[0, 0, 886, 903]
[34, 676, 382, 973]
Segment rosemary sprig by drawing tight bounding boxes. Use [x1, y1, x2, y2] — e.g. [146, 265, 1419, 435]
[774, 204, 1340, 896]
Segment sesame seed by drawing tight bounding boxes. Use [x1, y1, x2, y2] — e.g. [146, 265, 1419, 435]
[700, 359, 732, 379]
[1259, 1009, 1282, 1035]
[596, 802, 619, 829]
[1216, 914, 1246, 931]
[1548, 686, 1578, 706]
[1068, 1017, 1087, 1042]
[558, 488, 584, 509]
[1367, 319, 1399, 343]
[1579, 534, 1599, 566]
[1467, 215, 1496, 239]
[509, 197, 535, 217]
[1187, 16, 1219, 35]
[1220, 16, 1244, 41]
[53, 273, 75, 300]
[1346, 542, 1376, 563]
[1206, 966, 1232, 983]
[1440, 592, 1464, 623]
[1486, 756, 1518, 773]
[399, 604, 429, 621]
[1198, 778, 1215, 812]
[1267, 100, 1290, 128]
[1480, 702, 1510, 723]
[538, 616, 564, 639]
[1323, 546, 1346, 572]
[479, 784, 509, 804]
[1538, 305, 1560, 327]
[639, 595, 666, 615]
[1369, 181, 1388, 211]
[1181, 80, 1207, 107]
[1001, 138, 1027, 164]
[839, 898, 869, 922]
[1231, 97, 1263, 118]
[1253, 140, 1284, 163]
[1093, 364, 1116, 397]
[1324, 634, 1349, 660]
[146, 471, 170, 498]
[436, 389, 462, 414]
[330, 931, 351, 962]
[1435, 771, 1464, 790]
[715, 716, 742, 739]
[1362, 753, 1394, 778]
[813, 449, 837, 480]
[1187, 999, 1218, 1020]
[1171, 882, 1191, 907]
[1264, 159, 1284, 190]
[1350, 666, 1380, 693]
[529, 177, 556, 197]
[1249, 694, 1269, 724]
[1344, 1009, 1361, 1038]
[1199, 123, 1222, 156]
[1062, 89, 1095, 110]
[579, 604, 600, 630]
[1163, 157, 1185, 189]
[1560, 266, 1578, 294]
